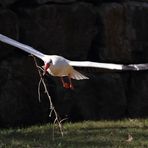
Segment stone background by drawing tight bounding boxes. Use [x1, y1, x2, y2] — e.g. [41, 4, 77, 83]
[0, 0, 148, 127]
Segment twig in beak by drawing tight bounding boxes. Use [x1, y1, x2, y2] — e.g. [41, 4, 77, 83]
[31, 55, 65, 138]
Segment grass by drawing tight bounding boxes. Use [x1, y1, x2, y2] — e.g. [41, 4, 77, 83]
[0, 119, 148, 148]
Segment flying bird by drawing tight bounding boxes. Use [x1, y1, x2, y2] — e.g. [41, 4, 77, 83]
[0, 34, 148, 89]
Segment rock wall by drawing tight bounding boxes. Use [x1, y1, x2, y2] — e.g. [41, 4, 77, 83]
[0, 0, 148, 126]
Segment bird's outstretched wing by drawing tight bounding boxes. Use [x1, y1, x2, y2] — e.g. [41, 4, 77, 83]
[69, 61, 148, 71]
[122, 64, 148, 71]
[69, 61, 123, 70]
[0, 34, 45, 60]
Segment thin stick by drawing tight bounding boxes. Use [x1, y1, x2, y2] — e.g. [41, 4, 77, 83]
[38, 79, 42, 102]
[30, 55, 64, 139]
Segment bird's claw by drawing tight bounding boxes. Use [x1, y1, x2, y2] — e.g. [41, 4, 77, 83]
[63, 83, 74, 90]
[63, 83, 69, 89]
[69, 84, 74, 90]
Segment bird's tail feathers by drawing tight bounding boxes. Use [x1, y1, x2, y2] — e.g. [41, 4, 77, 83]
[71, 69, 89, 80]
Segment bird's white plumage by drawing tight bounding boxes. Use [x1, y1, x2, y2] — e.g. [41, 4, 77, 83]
[69, 61, 123, 70]
[0, 34, 45, 60]
[0, 34, 148, 81]
[43, 55, 89, 79]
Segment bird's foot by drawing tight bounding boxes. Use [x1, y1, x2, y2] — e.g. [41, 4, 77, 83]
[69, 84, 74, 90]
[63, 83, 70, 89]
[63, 83, 74, 90]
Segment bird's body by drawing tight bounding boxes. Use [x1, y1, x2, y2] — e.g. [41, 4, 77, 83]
[43, 55, 88, 80]
[0, 34, 148, 89]
[44, 55, 72, 77]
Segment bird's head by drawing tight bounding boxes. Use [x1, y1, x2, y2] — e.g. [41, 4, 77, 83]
[43, 59, 52, 75]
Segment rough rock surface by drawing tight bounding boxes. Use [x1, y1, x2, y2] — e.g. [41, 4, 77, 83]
[0, 0, 17, 6]
[98, 2, 148, 63]
[0, 1, 148, 126]
[56, 73, 126, 121]
[17, 3, 97, 60]
[0, 0, 124, 6]
[0, 9, 18, 60]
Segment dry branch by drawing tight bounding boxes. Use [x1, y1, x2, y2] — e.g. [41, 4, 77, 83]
[31, 55, 64, 139]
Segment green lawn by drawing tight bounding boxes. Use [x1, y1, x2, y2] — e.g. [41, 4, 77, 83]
[0, 119, 148, 148]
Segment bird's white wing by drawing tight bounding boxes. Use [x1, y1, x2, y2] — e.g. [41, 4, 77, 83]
[0, 34, 45, 60]
[122, 63, 148, 71]
[70, 61, 148, 71]
[69, 61, 123, 70]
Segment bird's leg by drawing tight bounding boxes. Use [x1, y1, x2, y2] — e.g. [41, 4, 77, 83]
[68, 75, 74, 90]
[60, 77, 69, 89]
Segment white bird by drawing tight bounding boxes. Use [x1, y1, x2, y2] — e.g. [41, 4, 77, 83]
[0, 34, 148, 89]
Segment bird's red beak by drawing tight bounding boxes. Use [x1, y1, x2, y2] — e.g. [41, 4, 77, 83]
[43, 63, 50, 75]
